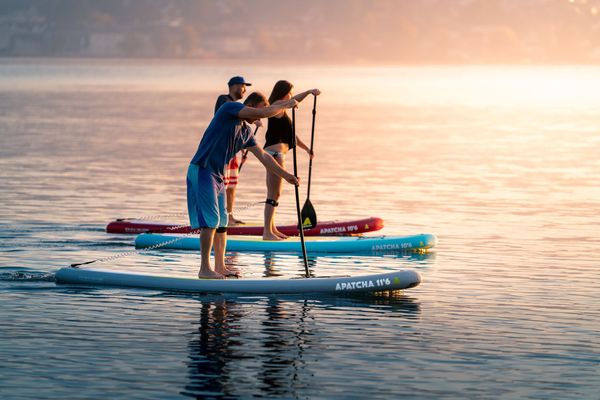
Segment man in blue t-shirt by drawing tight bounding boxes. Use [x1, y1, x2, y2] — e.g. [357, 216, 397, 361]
[187, 92, 299, 279]
[213, 76, 260, 226]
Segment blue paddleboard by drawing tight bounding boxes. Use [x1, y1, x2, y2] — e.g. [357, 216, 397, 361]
[134, 233, 437, 253]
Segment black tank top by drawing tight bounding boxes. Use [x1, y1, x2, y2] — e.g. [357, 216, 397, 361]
[264, 113, 295, 149]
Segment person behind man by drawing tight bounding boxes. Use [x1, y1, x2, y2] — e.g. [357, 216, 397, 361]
[188, 92, 299, 279]
[262, 80, 320, 240]
[214, 76, 258, 226]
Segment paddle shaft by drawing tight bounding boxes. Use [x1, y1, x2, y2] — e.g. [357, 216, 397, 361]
[306, 95, 317, 198]
[299, 95, 318, 229]
[292, 107, 310, 277]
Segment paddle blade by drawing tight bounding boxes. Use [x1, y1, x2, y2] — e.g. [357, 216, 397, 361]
[300, 199, 317, 229]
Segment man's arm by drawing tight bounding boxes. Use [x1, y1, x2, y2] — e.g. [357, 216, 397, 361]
[238, 99, 298, 120]
[247, 145, 299, 186]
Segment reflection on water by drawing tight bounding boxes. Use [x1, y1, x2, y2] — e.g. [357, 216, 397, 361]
[181, 294, 421, 399]
[260, 252, 319, 278]
[182, 300, 243, 398]
[255, 251, 434, 279]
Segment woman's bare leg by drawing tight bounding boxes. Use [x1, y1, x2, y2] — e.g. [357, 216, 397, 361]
[263, 154, 288, 240]
[263, 170, 283, 240]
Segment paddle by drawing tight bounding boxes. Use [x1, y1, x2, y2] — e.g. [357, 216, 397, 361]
[300, 95, 318, 229]
[238, 125, 260, 172]
[292, 107, 310, 277]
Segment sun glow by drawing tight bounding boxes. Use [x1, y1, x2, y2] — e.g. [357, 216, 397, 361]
[316, 66, 600, 109]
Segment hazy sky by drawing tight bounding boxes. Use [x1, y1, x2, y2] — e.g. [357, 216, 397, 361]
[2, 0, 600, 63]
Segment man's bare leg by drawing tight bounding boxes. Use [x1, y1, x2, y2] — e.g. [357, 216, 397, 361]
[213, 231, 240, 276]
[199, 228, 224, 279]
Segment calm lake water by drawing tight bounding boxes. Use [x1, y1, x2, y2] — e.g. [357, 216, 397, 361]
[1, 59, 599, 399]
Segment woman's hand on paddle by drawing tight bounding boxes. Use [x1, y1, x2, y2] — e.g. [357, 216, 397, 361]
[311, 89, 321, 96]
[306, 148, 315, 160]
[285, 173, 300, 186]
[253, 119, 263, 128]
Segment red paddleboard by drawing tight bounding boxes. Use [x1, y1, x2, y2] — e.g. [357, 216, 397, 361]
[106, 217, 384, 236]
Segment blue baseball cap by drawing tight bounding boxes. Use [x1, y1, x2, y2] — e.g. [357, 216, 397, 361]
[228, 76, 252, 86]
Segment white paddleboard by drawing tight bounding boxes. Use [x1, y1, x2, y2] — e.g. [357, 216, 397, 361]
[55, 267, 421, 294]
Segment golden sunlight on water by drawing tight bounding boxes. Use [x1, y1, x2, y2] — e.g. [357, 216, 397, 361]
[1, 60, 599, 399]
[4, 61, 600, 109]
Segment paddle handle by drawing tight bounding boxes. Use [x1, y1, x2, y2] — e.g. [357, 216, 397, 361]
[292, 107, 310, 277]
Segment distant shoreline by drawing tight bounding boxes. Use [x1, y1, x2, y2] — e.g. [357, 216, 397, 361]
[1, 56, 599, 68]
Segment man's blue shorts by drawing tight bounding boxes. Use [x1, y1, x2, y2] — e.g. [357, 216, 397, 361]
[186, 164, 228, 229]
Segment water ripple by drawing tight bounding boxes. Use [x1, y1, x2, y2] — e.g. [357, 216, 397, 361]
[1, 62, 600, 399]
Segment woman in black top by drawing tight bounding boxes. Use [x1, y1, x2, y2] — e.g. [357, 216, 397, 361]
[263, 80, 320, 240]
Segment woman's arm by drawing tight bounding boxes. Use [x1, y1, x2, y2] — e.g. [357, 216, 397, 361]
[293, 89, 321, 103]
[238, 99, 298, 120]
[295, 136, 314, 159]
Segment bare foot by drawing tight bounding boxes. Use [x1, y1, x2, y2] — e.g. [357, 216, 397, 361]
[198, 269, 225, 279]
[273, 230, 288, 239]
[226, 265, 241, 274]
[263, 232, 284, 241]
[228, 215, 245, 226]
[216, 266, 241, 277]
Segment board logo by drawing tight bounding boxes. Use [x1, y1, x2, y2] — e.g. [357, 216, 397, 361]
[371, 243, 413, 250]
[319, 225, 358, 234]
[335, 277, 392, 291]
